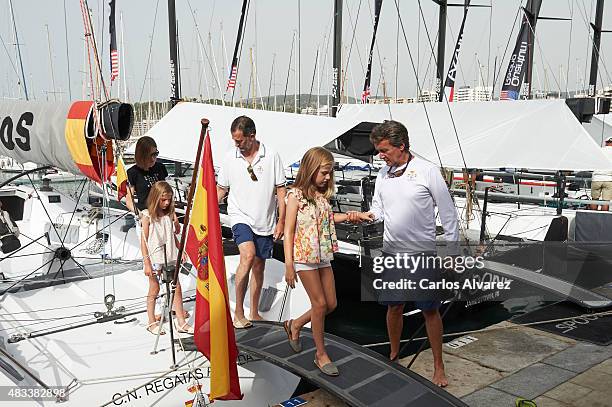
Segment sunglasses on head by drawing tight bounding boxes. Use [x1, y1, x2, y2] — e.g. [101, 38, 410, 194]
[247, 165, 258, 181]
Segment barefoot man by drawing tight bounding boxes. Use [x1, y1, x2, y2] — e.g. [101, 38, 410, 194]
[217, 116, 286, 328]
[365, 120, 459, 387]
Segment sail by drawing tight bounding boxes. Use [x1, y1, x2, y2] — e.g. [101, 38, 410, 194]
[440, 1, 469, 102]
[0, 100, 133, 182]
[362, 0, 383, 104]
[500, 0, 542, 100]
[226, 0, 249, 93]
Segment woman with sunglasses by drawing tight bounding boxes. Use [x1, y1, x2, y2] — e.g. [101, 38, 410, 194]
[126, 136, 168, 214]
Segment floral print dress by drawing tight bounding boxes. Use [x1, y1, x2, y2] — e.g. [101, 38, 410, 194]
[288, 188, 338, 264]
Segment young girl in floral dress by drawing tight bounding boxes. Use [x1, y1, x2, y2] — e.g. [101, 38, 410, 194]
[283, 147, 368, 376]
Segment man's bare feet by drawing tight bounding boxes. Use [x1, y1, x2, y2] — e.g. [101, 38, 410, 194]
[250, 314, 264, 321]
[432, 369, 448, 387]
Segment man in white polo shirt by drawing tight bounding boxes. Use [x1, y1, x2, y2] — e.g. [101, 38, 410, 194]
[217, 116, 287, 329]
[365, 120, 459, 388]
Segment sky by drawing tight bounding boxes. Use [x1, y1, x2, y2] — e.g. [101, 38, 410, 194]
[1, 0, 611, 104]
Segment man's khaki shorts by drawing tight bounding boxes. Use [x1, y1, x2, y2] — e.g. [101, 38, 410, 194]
[591, 181, 612, 201]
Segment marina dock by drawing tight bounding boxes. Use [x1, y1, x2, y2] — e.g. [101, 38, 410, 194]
[299, 320, 612, 406]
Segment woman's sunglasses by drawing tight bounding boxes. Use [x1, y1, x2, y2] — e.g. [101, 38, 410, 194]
[247, 165, 258, 181]
[151, 150, 160, 158]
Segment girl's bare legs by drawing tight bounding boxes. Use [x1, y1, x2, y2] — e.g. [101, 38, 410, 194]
[172, 281, 191, 328]
[147, 274, 160, 325]
[291, 266, 337, 366]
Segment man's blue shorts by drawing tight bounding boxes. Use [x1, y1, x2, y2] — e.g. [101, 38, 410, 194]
[231, 223, 274, 260]
[378, 252, 443, 311]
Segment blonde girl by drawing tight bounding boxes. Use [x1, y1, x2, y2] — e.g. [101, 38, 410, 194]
[283, 147, 367, 376]
[141, 181, 193, 335]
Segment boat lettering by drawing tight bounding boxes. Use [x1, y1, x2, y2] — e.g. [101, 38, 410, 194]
[110, 368, 206, 405]
[555, 314, 600, 334]
[504, 41, 528, 87]
[0, 112, 32, 152]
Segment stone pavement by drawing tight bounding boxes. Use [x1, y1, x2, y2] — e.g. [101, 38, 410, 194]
[299, 322, 612, 406]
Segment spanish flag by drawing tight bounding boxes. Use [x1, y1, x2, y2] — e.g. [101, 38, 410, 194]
[186, 133, 242, 400]
[116, 156, 128, 201]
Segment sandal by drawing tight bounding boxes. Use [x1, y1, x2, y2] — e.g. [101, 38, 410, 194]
[314, 359, 339, 377]
[146, 322, 166, 335]
[175, 322, 194, 334]
[233, 317, 253, 329]
[283, 320, 302, 353]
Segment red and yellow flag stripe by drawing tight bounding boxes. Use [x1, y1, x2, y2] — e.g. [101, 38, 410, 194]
[64, 101, 114, 183]
[186, 133, 242, 401]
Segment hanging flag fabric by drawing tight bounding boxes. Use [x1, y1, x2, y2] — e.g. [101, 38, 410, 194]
[226, 0, 249, 93]
[441, 1, 470, 102]
[186, 133, 242, 401]
[361, 0, 383, 104]
[500, 0, 542, 100]
[109, 0, 119, 82]
[116, 155, 128, 201]
[226, 64, 238, 91]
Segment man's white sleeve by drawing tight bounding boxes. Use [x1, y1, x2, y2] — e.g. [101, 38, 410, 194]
[217, 154, 229, 188]
[429, 167, 460, 253]
[369, 172, 384, 221]
[274, 152, 287, 186]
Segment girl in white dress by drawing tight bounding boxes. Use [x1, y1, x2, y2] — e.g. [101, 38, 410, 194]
[141, 181, 193, 335]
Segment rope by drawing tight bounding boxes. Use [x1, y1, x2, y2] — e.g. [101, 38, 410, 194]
[342, 0, 364, 103]
[492, 1, 523, 95]
[392, 0, 443, 168]
[185, 0, 226, 103]
[364, 308, 612, 348]
[574, 0, 612, 88]
[137, 0, 161, 103]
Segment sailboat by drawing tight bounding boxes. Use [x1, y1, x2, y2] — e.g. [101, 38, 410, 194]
[0, 2, 308, 405]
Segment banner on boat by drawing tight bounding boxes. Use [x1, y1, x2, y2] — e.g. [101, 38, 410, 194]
[500, 0, 542, 100]
[0, 100, 133, 183]
[441, 1, 469, 102]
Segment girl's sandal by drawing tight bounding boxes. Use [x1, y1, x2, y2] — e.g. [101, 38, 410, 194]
[146, 322, 166, 335]
[176, 322, 194, 334]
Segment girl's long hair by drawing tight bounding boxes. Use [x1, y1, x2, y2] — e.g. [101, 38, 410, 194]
[292, 147, 335, 201]
[147, 181, 175, 221]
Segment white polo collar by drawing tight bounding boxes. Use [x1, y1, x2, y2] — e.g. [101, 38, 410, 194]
[235, 142, 266, 161]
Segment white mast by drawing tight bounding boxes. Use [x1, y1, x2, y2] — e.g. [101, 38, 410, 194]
[208, 32, 224, 105]
[120, 11, 128, 101]
[45, 24, 57, 101]
[316, 44, 321, 115]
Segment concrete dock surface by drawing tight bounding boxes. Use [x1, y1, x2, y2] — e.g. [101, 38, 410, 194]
[299, 321, 612, 406]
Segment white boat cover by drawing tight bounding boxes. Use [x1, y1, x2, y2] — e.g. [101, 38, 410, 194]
[136, 103, 362, 168]
[338, 100, 612, 171]
[583, 114, 612, 145]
